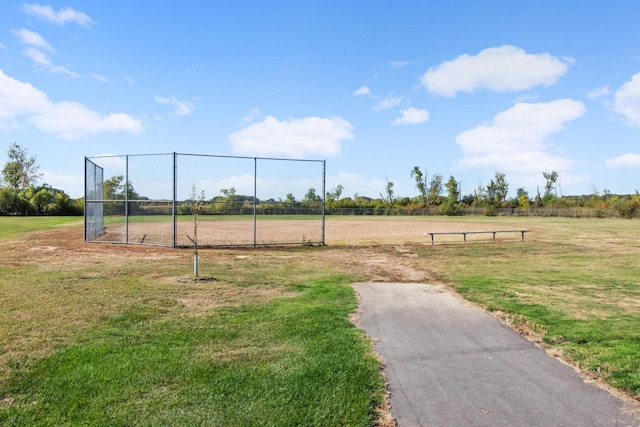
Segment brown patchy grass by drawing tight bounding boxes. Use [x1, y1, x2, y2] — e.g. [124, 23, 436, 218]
[3, 215, 640, 421]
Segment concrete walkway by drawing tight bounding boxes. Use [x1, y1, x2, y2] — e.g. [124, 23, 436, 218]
[354, 282, 639, 427]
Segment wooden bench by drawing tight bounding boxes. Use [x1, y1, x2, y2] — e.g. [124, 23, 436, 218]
[424, 230, 529, 244]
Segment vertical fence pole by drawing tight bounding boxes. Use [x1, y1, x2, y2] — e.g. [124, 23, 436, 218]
[172, 152, 177, 248]
[84, 157, 88, 242]
[125, 155, 129, 244]
[253, 157, 257, 248]
[322, 159, 326, 245]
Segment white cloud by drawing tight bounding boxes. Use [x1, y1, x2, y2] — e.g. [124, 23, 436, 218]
[23, 46, 51, 65]
[0, 69, 142, 138]
[241, 108, 262, 122]
[421, 45, 570, 97]
[22, 4, 95, 28]
[154, 96, 170, 105]
[352, 86, 371, 96]
[12, 29, 80, 77]
[49, 65, 80, 78]
[0, 42, 6, 50]
[374, 95, 402, 111]
[605, 153, 640, 168]
[228, 115, 354, 158]
[587, 86, 610, 100]
[11, 28, 53, 50]
[389, 60, 416, 68]
[392, 107, 429, 125]
[91, 73, 109, 83]
[613, 72, 640, 127]
[456, 99, 586, 185]
[155, 95, 195, 116]
[27, 101, 142, 139]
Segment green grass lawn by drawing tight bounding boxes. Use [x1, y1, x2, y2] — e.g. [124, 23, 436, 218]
[0, 217, 383, 426]
[2, 215, 640, 425]
[0, 216, 82, 239]
[413, 217, 640, 397]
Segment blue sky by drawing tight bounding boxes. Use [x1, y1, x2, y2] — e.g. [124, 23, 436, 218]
[1, 1, 640, 200]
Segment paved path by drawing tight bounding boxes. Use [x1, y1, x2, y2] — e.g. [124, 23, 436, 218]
[354, 282, 639, 427]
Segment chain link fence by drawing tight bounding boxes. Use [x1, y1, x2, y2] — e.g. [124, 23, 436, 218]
[84, 153, 326, 247]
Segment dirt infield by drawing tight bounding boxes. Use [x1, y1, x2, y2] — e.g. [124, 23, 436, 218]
[93, 216, 532, 247]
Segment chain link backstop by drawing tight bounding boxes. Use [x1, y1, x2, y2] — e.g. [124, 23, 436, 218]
[84, 152, 326, 248]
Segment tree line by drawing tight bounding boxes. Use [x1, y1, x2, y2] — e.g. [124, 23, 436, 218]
[323, 167, 640, 218]
[2, 144, 639, 218]
[0, 143, 82, 215]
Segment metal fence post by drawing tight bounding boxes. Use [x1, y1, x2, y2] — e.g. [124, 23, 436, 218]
[172, 152, 177, 248]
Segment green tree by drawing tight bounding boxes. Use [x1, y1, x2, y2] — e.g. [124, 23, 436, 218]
[25, 185, 54, 214]
[303, 187, 322, 203]
[220, 187, 237, 213]
[543, 171, 559, 199]
[428, 173, 444, 206]
[0, 143, 81, 215]
[1, 142, 42, 192]
[516, 187, 530, 209]
[186, 186, 205, 276]
[282, 193, 296, 207]
[440, 175, 460, 215]
[483, 172, 509, 214]
[1, 143, 44, 215]
[103, 175, 140, 214]
[325, 184, 344, 209]
[381, 178, 395, 206]
[411, 166, 428, 205]
[494, 172, 509, 204]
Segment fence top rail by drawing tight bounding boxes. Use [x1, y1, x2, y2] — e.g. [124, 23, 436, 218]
[86, 152, 325, 163]
[425, 230, 529, 235]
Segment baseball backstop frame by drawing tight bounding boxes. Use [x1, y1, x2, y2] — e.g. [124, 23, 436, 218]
[84, 152, 326, 248]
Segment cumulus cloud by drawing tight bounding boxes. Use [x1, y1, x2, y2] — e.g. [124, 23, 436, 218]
[374, 95, 402, 111]
[0, 69, 142, 138]
[612, 72, 640, 127]
[154, 95, 195, 116]
[605, 153, 640, 168]
[422, 45, 570, 97]
[228, 115, 354, 158]
[392, 107, 429, 125]
[22, 3, 95, 28]
[456, 99, 586, 184]
[352, 86, 371, 96]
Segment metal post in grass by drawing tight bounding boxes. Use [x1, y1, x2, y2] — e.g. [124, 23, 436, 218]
[172, 152, 177, 248]
[253, 157, 257, 248]
[186, 185, 205, 277]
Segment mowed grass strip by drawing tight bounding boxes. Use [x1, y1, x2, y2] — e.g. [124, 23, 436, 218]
[0, 219, 384, 426]
[415, 217, 640, 398]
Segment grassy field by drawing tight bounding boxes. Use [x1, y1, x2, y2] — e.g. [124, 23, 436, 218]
[412, 217, 640, 397]
[1, 215, 639, 425]
[0, 217, 383, 426]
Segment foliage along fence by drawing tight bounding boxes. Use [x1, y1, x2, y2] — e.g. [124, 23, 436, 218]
[327, 207, 631, 218]
[116, 199, 632, 219]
